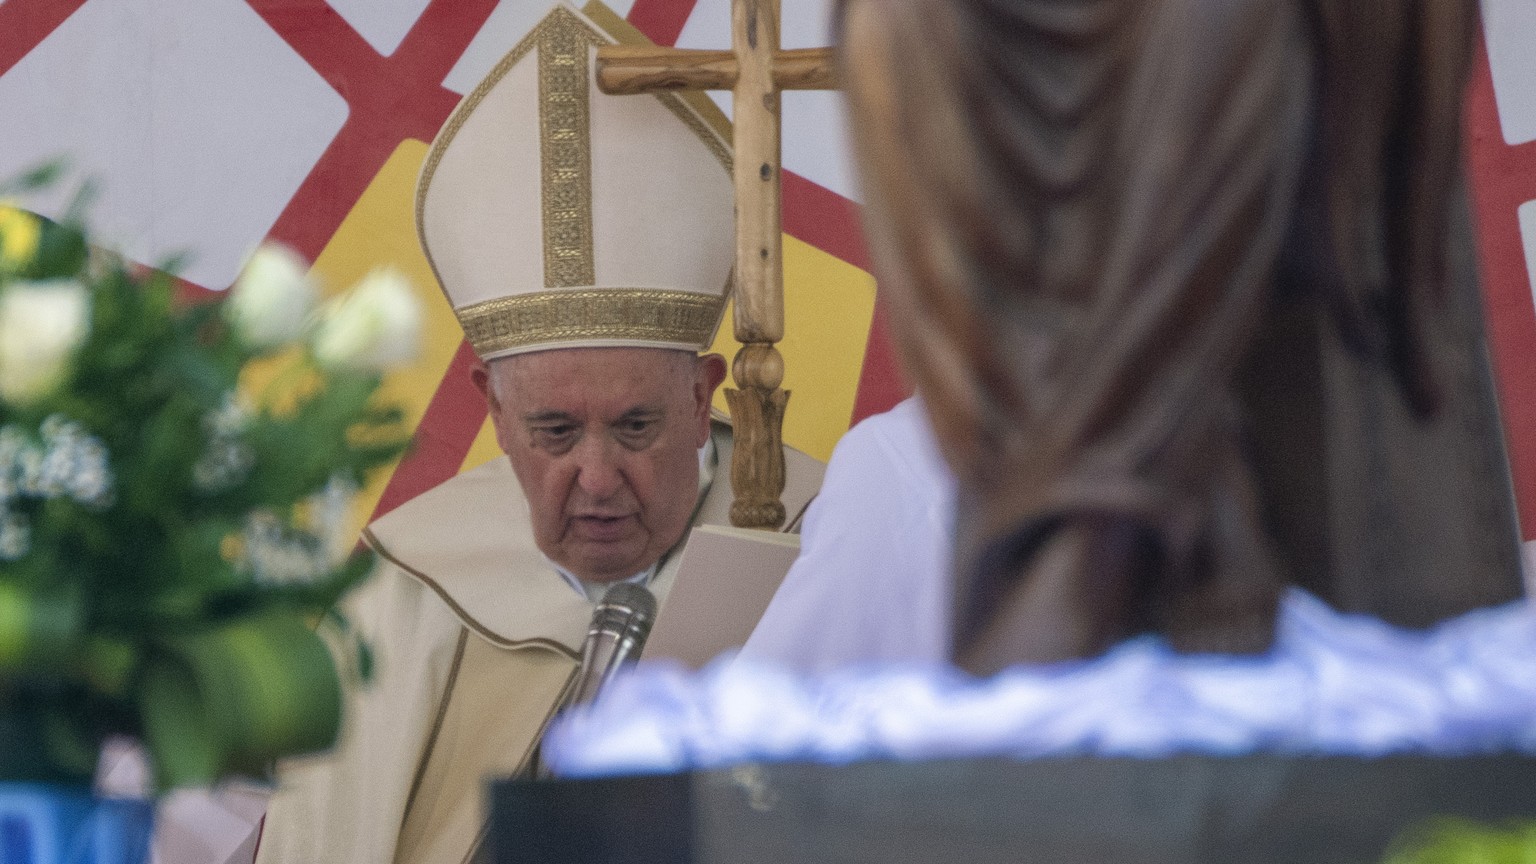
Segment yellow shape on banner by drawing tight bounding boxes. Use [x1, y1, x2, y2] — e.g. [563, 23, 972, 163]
[463, 418, 503, 472]
[709, 234, 876, 463]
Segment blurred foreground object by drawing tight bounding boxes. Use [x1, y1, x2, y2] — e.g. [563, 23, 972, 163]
[840, 0, 1522, 672]
[0, 177, 414, 795]
[547, 592, 1536, 774]
[494, 754, 1536, 864]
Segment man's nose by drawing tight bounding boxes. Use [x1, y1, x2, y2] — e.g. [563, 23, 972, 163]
[571, 435, 625, 500]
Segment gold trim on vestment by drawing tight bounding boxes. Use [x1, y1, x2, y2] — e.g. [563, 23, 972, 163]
[458, 288, 725, 356]
[538, 13, 602, 287]
[401, 627, 468, 825]
[362, 527, 581, 660]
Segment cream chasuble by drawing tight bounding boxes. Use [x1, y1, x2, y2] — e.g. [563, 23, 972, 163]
[257, 421, 821, 864]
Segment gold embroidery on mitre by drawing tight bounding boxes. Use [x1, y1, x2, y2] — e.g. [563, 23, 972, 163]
[657, 91, 732, 172]
[458, 289, 725, 356]
[579, 2, 730, 171]
[414, 5, 738, 322]
[538, 12, 602, 288]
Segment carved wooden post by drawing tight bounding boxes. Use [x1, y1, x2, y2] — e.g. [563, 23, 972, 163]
[721, 0, 787, 527]
[595, 3, 836, 529]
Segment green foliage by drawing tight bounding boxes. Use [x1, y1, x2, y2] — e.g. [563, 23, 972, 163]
[0, 178, 411, 790]
[1384, 820, 1536, 864]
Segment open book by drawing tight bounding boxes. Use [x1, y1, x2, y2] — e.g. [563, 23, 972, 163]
[645, 525, 801, 669]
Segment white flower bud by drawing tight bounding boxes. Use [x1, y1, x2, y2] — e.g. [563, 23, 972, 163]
[0, 279, 90, 407]
[308, 474, 360, 567]
[310, 267, 421, 372]
[226, 244, 318, 350]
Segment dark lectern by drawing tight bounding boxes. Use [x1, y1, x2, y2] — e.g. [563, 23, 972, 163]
[489, 756, 1536, 864]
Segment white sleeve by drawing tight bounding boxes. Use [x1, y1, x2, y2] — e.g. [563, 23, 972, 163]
[740, 399, 955, 672]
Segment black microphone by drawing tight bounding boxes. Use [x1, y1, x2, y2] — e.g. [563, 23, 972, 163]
[566, 581, 658, 709]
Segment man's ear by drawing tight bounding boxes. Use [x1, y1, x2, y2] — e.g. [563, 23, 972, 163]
[470, 358, 496, 411]
[694, 353, 728, 445]
[471, 358, 516, 455]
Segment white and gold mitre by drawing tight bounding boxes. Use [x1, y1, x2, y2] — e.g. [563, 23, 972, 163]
[416, 3, 733, 360]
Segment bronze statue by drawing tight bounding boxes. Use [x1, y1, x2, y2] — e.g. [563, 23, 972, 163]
[837, 0, 1523, 673]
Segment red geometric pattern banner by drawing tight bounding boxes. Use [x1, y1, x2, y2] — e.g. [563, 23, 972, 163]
[5, 2, 1530, 537]
[1467, 35, 1536, 539]
[0, 0, 89, 78]
[248, 0, 497, 264]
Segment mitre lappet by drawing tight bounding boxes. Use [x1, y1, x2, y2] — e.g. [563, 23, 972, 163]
[416, 2, 735, 357]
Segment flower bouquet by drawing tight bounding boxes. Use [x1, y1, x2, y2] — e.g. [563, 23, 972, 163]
[0, 170, 417, 799]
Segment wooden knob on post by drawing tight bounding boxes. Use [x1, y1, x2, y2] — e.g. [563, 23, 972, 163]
[725, 342, 788, 529]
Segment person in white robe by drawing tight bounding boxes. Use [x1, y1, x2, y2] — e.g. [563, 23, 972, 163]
[253, 6, 822, 864]
[741, 397, 954, 671]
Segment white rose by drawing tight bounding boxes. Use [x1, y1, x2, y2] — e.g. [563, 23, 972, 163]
[226, 244, 318, 350]
[0, 279, 90, 406]
[310, 267, 421, 371]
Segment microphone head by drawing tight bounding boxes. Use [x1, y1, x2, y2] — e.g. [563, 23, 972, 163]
[546, 582, 662, 758]
[598, 582, 657, 618]
[590, 582, 657, 641]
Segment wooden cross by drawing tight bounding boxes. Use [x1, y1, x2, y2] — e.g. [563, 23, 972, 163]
[596, 0, 836, 530]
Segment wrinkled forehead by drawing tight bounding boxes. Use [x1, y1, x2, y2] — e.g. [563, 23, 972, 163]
[489, 346, 699, 414]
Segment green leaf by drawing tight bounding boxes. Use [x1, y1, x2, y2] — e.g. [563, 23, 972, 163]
[137, 615, 343, 790]
[0, 583, 81, 673]
[41, 703, 102, 778]
[1384, 819, 1536, 864]
[0, 160, 68, 196]
[136, 656, 221, 790]
[81, 636, 139, 699]
[0, 688, 94, 785]
[26, 218, 87, 281]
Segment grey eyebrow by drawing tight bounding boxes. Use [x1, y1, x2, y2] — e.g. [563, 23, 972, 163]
[522, 411, 577, 425]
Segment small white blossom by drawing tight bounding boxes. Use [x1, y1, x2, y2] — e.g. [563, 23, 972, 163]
[0, 279, 90, 406]
[240, 511, 329, 585]
[38, 416, 112, 508]
[0, 508, 28, 561]
[0, 417, 113, 509]
[13, 443, 44, 497]
[226, 244, 318, 351]
[310, 268, 421, 372]
[205, 394, 251, 438]
[0, 427, 24, 501]
[192, 395, 255, 492]
[306, 474, 359, 567]
[192, 443, 254, 492]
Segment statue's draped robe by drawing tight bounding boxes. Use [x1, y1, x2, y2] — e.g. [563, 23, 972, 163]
[843, 0, 1522, 667]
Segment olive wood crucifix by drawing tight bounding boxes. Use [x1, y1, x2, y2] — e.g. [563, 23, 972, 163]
[596, 0, 836, 529]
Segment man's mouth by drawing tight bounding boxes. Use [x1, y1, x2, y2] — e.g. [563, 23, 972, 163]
[570, 513, 636, 541]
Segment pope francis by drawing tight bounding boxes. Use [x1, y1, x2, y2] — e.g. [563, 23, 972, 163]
[254, 6, 822, 863]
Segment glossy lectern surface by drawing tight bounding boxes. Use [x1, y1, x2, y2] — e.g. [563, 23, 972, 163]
[489, 756, 1536, 864]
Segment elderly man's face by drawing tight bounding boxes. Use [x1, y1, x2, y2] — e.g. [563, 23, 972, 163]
[473, 347, 727, 582]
